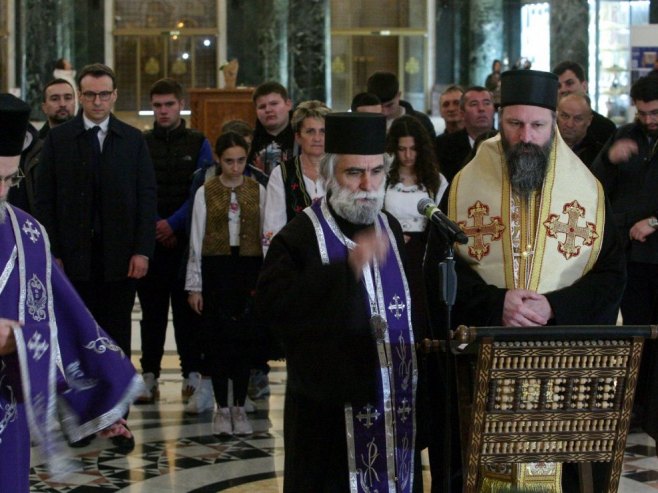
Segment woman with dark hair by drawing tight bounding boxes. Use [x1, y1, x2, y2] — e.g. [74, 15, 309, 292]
[485, 59, 502, 92]
[384, 115, 448, 335]
[185, 132, 266, 436]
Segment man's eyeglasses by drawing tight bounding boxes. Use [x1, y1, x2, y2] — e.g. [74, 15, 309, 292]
[0, 169, 25, 188]
[637, 109, 658, 121]
[81, 91, 114, 102]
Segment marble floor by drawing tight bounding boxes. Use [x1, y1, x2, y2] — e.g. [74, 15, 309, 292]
[27, 312, 658, 492]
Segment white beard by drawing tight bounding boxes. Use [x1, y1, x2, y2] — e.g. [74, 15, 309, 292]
[0, 198, 6, 224]
[328, 181, 385, 225]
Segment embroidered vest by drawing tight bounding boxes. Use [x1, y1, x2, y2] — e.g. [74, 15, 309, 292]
[281, 156, 312, 221]
[202, 176, 261, 256]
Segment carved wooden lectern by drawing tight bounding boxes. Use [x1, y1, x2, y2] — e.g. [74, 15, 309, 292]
[451, 325, 658, 493]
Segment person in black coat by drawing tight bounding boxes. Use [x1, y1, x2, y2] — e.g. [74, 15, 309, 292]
[35, 65, 156, 453]
[257, 113, 427, 492]
[552, 60, 617, 145]
[591, 74, 658, 442]
[435, 86, 497, 183]
[367, 70, 437, 139]
[557, 92, 606, 168]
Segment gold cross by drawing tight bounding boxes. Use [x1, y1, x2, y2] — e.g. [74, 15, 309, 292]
[543, 200, 598, 260]
[458, 201, 506, 260]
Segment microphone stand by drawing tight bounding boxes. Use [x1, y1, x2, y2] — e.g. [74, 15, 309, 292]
[436, 231, 458, 493]
[427, 224, 459, 493]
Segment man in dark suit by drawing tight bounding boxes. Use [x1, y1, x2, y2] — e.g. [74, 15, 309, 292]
[35, 63, 156, 452]
[557, 92, 605, 168]
[552, 60, 616, 145]
[435, 86, 496, 183]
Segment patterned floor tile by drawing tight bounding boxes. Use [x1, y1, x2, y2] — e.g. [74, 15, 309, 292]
[23, 316, 658, 492]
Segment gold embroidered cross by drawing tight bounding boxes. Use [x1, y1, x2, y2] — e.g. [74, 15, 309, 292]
[543, 200, 598, 260]
[458, 201, 506, 260]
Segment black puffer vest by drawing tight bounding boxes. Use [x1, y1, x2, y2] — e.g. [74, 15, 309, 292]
[144, 120, 205, 219]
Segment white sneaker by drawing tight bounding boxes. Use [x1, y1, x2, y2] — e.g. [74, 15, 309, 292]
[182, 371, 202, 403]
[244, 396, 257, 413]
[136, 373, 159, 404]
[184, 378, 214, 414]
[212, 407, 233, 435]
[232, 406, 253, 435]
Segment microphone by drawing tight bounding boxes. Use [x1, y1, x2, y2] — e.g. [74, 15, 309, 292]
[417, 198, 468, 244]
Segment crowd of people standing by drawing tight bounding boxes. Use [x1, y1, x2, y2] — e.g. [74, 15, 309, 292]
[2, 57, 658, 492]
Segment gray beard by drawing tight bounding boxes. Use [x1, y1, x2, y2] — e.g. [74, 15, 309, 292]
[328, 181, 384, 225]
[0, 199, 6, 224]
[503, 137, 553, 198]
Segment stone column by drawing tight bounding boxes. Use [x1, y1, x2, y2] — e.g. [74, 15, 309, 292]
[18, 0, 102, 118]
[19, 0, 60, 116]
[469, 0, 503, 87]
[550, 0, 589, 72]
[287, 0, 327, 103]
[256, 0, 289, 85]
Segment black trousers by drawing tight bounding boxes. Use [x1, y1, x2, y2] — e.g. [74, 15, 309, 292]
[72, 277, 136, 357]
[136, 243, 202, 378]
[620, 261, 658, 439]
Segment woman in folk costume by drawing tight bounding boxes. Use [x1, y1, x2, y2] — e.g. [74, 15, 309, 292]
[186, 132, 266, 436]
[262, 100, 331, 255]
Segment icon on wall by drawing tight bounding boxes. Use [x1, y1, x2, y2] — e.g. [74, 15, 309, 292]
[405, 56, 420, 75]
[171, 58, 187, 75]
[332, 56, 345, 74]
[144, 56, 160, 75]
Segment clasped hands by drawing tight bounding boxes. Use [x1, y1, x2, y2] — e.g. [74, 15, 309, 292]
[502, 289, 554, 327]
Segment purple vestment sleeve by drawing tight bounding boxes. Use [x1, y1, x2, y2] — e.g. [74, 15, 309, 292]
[0, 205, 142, 491]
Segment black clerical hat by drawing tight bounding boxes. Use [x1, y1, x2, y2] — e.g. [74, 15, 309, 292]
[500, 70, 559, 111]
[0, 93, 30, 157]
[325, 112, 386, 155]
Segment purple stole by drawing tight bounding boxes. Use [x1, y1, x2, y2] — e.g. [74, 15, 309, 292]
[305, 198, 417, 493]
[0, 206, 140, 489]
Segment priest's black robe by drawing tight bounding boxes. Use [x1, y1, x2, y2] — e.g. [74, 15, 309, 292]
[256, 204, 428, 493]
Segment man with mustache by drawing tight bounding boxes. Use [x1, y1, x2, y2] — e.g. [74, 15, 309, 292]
[257, 112, 426, 492]
[426, 70, 625, 492]
[0, 93, 140, 493]
[591, 74, 658, 452]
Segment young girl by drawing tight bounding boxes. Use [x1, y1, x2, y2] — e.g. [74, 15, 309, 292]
[186, 132, 266, 436]
[384, 115, 448, 336]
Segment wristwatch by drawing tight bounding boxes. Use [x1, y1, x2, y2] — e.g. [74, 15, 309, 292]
[648, 217, 658, 229]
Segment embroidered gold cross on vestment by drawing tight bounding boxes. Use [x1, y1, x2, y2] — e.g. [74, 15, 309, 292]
[543, 200, 598, 260]
[459, 201, 506, 260]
